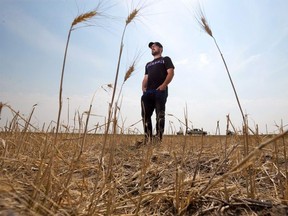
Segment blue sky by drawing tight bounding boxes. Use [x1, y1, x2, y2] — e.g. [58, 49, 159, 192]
[1, 0, 287, 135]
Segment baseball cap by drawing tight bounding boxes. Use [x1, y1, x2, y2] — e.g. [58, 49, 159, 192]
[148, 42, 163, 48]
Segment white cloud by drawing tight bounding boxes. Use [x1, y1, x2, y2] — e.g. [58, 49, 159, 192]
[198, 53, 209, 68]
[174, 58, 189, 66]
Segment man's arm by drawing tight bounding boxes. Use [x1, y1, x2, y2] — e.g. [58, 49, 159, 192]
[157, 68, 174, 91]
[142, 74, 148, 92]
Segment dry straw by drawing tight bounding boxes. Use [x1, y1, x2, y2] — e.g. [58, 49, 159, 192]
[195, 6, 256, 198]
[1, 122, 288, 215]
[195, 6, 245, 123]
[39, 7, 101, 202]
[92, 6, 142, 215]
[0, 102, 3, 117]
[111, 60, 137, 134]
[0, 103, 39, 132]
[200, 129, 288, 196]
[57, 9, 98, 133]
[179, 129, 288, 215]
[102, 6, 141, 151]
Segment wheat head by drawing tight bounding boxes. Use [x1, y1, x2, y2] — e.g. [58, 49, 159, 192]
[126, 9, 139, 25]
[72, 11, 97, 27]
[196, 8, 213, 37]
[124, 64, 135, 82]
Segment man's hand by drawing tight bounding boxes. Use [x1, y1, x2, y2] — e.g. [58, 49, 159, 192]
[157, 68, 174, 91]
[156, 85, 166, 91]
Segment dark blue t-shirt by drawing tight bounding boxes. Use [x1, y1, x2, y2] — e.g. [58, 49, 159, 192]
[145, 56, 174, 90]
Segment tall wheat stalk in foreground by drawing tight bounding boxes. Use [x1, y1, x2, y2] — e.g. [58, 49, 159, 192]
[42, 9, 99, 200]
[101, 7, 141, 152]
[84, 7, 142, 215]
[104, 8, 142, 215]
[195, 8, 245, 123]
[194, 5, 262, 204]
[56, 9, 97, 141]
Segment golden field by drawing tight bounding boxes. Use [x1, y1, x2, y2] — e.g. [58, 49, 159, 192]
[1, 1, 287, 215]
[1, 132, 288, 215]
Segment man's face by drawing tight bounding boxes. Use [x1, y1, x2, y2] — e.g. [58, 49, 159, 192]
[151, 44, 162, 56]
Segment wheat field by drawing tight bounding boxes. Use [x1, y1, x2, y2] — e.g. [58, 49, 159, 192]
[1, 130, 288, 215]
[1, 3, 287, 215]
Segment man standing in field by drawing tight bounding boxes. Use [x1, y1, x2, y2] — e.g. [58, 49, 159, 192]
[141, 42, 175, 144]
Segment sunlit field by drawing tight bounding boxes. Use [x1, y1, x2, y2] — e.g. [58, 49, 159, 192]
[1, 2, 288, 215]
[1, 130, 288, 215]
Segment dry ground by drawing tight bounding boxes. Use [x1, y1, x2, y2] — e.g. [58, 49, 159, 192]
[0, 132, 288, 215]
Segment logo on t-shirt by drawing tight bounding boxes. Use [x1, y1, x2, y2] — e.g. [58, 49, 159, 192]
[146, 58, 164, 69]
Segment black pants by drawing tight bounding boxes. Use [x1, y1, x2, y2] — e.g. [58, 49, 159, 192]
[141, 89, 168, 140]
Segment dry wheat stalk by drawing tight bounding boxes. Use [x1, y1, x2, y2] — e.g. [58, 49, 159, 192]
[42, 7, 101, 203]
[195, 9, 213, 37]
[126, 9, 139, 25]
[0, 102, 3, 117]
[72, 11, 97, 27]
[0, 103, 38, 131]
[1, 132, 288, 215]
[178, 131, 288, 215]
[195, 6, 245, 123]
[56, 8, 98, 137]
[101, 5, 142, 161]
[201, 130, 288, 196]
[124, 64, 135, 82]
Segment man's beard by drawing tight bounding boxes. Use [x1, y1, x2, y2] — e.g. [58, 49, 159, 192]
[152, 50, 160, 56]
